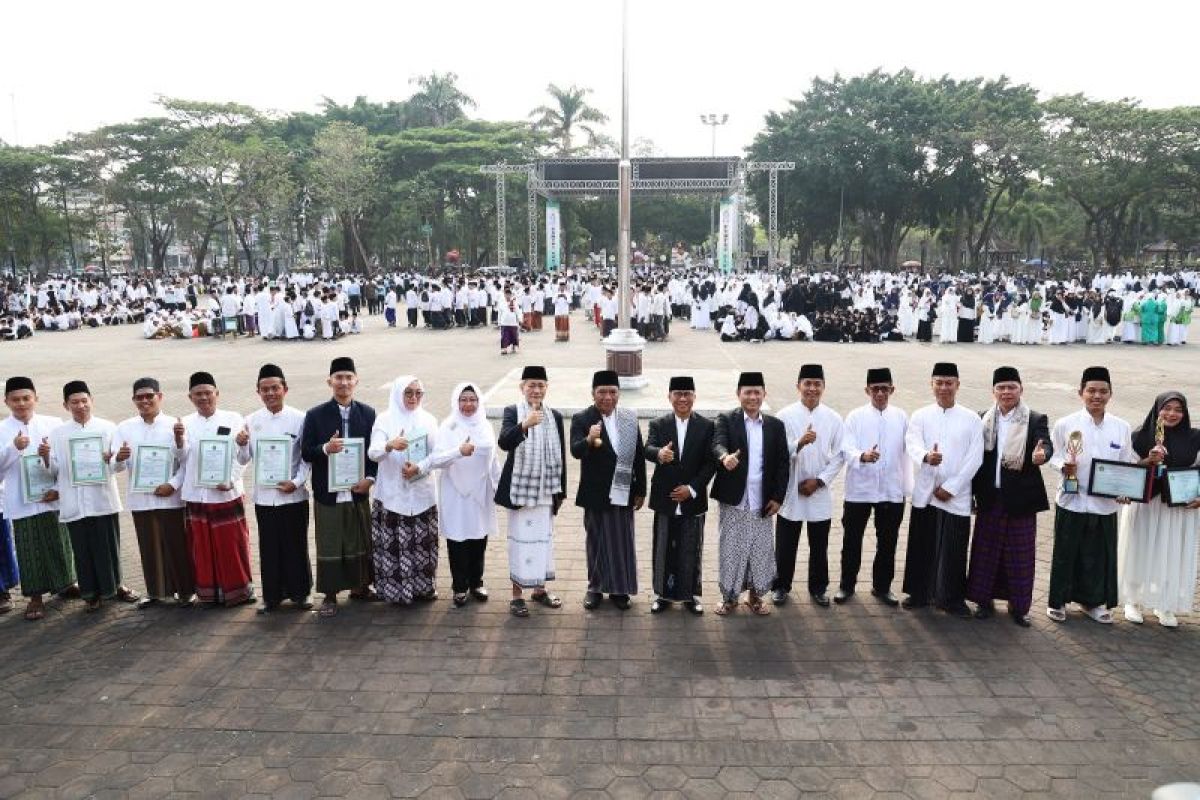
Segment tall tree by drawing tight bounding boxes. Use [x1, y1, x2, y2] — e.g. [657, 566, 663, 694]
[309, 121, 379, 272]
[529, 84, 611, 156]
[406, 72, 477, 128]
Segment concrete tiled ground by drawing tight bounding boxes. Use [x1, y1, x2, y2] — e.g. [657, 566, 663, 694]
[1, 313, 1198, 799]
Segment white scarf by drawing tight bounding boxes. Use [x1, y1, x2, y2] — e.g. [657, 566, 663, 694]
[982, 401, 1029, 471]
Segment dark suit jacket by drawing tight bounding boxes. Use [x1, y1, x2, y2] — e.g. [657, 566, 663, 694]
[301, 398, 378, 507]
[644, 412, 716, 517]
[972, 409, 1052, 517]
[569, 406, 646, 510]
[494, 404, 567, 512]
[710, 408, 789, 513]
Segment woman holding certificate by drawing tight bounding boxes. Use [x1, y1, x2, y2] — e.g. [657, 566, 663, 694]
[1118, 391, 1200, 627]
[436, 382, 501, 607]
[368, 375, 456, 605]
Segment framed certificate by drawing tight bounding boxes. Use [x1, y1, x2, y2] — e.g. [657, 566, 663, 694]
[196, 436, 234, 488]
[21, 454, 56, 503]
[68, 433, 108, 486]
[131, 444, 173, 493]
[1163, 467, 1200, 507]
[406, 431, 429, 463]
[1087, 459, 1153, 503]
[255, 436, 293, 486]
[328, 437, 365, 492]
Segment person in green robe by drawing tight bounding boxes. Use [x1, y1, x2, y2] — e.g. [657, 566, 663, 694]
[1140, 293, 1165, 345]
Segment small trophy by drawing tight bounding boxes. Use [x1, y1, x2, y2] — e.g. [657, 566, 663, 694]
[1153, 417, 1167, 478]
[1062, 431, 1084, 494]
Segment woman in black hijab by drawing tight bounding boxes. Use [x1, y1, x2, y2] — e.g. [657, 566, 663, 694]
[1118, 391, 1200, 628]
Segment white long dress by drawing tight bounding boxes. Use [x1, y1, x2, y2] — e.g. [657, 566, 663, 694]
[691, 297, 712, 330]
[435, 410, 500, 541]
[978, 308, 996, 344]
[937, 295, 958, 343]
[1118, 493, 1199, 614]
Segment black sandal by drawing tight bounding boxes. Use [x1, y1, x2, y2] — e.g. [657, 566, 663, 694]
[530, 591, 562, 608]
[509, 598, 529, 617]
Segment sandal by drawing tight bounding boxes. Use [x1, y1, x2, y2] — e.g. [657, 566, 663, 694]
[85, 599, 101, 613]
[116, 587, 141, 603]
[319, 601, 338, 617]
[509, 598, 529, 617]
[24, 604, 45, 621]
[714, 601, 734, 616]
[1085, 606, 1114, 624]
[747, 598, 772, 616]
[453, 593, 468, 607]
[1046, 607, 1067, 623]
[530, 591, 562, 609]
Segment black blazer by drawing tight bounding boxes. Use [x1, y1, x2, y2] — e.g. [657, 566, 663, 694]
[972, 409, 1052, 517]
[301, 398, 378, 506]
[644, 412, 716, 517]
[494, 404, 567, 513]
[569, 406, 647, 510]
[710, 408, 790, 513]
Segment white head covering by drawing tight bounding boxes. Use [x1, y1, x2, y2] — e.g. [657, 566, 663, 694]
[383, 374, 423, 437]
[442, 382, 493, 446]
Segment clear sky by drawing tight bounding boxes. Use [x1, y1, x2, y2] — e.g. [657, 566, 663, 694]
[3, 0, 1196, 155]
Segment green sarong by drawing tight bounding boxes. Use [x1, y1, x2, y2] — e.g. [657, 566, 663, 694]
[13, 511, 76, 597]
[1048, 506, 1117, 610]
[314, 498, 373, 595]
[66, 514, 123, 601]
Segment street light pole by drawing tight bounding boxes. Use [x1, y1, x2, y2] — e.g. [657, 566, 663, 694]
[699, 113, 728, 257]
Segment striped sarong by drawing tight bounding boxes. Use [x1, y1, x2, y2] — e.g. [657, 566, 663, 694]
[185, 499, 253, 606]
[966, 505, 1037, 616]
[314, 498, 373, 595]
[12, 511, 75, 597]
[584, 506, 638, 595]
[133, 508, 194, 600]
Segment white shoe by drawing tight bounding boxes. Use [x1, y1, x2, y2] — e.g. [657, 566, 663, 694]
[1124, 604, 1144, 624]
[1156, 610, 1179, 628]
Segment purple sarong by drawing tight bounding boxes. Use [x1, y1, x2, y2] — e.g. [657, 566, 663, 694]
[966, 505, 1037, 616]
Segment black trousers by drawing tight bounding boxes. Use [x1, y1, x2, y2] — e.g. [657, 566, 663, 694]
[773, 517, 831, 595]
[446, 537, 487, 593]
[407, 308, 418, 327]
[840, 501, 904, 593]
[255, 501, 313, 606]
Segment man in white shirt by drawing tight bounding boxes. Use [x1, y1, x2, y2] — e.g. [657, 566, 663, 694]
[773, 364, 846, 608]
[246, 364, 312, 614]
[0, 376, 77, 620]
[902, 362, 984, 618]
[177, 371, 255, 607]
[1045, 366, 1136, 624]
[47, 380, 139, 612]
[838, 367, 910, 607]
[113, 377, 192, 607]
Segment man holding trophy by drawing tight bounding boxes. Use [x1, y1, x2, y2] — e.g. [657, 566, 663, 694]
[1046, 366, 1138, 624]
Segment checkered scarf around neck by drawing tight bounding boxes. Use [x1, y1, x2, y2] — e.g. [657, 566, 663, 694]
[982, 401, 1029, 471]
[607, 406, 640, 506]
[510, 398, 562, 507]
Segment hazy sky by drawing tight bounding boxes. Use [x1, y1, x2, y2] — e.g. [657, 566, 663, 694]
[3, 0, 1197, 155]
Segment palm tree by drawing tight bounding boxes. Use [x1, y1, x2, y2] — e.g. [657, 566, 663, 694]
[407, 72, 476, 128]
[1003, 198, 1058, 260]
[529, 84, 610, 156]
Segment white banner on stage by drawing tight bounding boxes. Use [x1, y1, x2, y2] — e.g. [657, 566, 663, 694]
[718, 197, 735, 273]
[545, 199, 562, 271]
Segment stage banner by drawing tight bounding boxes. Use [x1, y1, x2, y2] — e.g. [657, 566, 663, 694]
[718, 197, 735, 272]
[545, 200, 562, 271]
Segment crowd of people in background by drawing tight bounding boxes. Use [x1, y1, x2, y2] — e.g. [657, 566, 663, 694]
[2, 262, 1196, 349]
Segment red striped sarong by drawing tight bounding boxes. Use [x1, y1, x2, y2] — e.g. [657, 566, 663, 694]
[186, 499, 253, 606]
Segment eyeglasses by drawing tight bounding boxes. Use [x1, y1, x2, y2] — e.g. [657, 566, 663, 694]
[403, 390, 424, 398]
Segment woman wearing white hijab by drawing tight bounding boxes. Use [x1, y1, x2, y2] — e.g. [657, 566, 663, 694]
[368, 375, 457, 604]
[437, 382, 501, 606]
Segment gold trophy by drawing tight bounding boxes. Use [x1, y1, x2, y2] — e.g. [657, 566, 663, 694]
[1062, 431, 1084, 494]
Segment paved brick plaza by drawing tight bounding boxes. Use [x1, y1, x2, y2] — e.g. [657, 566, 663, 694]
[1, 317, 1198, 799]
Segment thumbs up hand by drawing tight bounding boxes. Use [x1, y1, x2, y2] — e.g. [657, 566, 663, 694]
[721, 449, 741, 471]
[235, 424, 250, 447]
[1032, 439, 1048, 466]
[926, 442, 943, 466]
[459, 436, 475, 457]
[116, 441, 132, 463]
[13, 428, 29, 451]
[588, 421, 603, 447]
[861, 444, 880, 464]
[37, 437, 51, 461]
[658, 440, 675, 464]
[326, 429, 344, 455]
[798, 423, 817, 448]
[173, 419, 186, 447]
